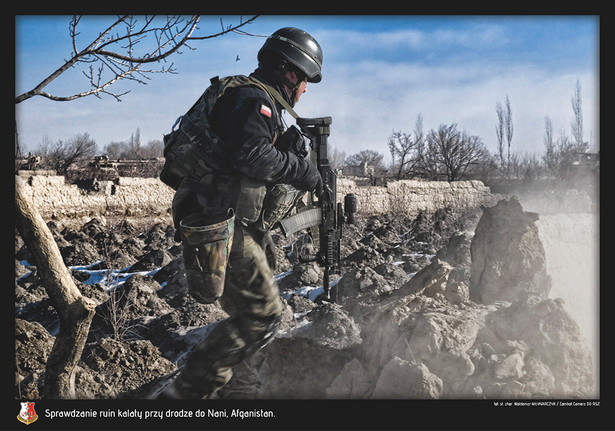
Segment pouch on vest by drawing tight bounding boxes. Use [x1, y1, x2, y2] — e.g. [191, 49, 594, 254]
[180, 210, 235, 304]
[160, 113, 228, 190]
[252, 183, 304, 232]
[233, 176, 267, 226]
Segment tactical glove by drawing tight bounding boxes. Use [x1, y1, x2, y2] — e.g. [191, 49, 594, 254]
[294, 159, 323, 195]
[276, 125, 308, 158]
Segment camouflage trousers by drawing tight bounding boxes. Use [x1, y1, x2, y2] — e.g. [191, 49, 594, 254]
[160, 228, 284, 399]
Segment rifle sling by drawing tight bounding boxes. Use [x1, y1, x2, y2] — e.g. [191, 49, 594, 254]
[255, 81, 299, 120]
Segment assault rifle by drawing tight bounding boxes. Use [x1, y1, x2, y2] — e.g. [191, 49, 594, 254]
[280, 117, 357, 301]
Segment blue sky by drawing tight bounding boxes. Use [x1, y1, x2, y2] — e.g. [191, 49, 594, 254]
[15, 15, 599, 162]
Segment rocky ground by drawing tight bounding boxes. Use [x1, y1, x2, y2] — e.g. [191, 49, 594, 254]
[15, 197, 594, 400]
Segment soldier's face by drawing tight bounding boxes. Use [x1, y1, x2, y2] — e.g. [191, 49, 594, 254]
[295, 78, 307, 104]
[286, 71, 308, 104]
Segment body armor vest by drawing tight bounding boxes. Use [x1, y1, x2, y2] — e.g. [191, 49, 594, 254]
[161, 75, 302, 231]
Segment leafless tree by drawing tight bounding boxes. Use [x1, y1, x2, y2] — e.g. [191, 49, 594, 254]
[14, 14, 258, 399]
[571, 78, 584, 147]
[553, 133, 577, 180]
[343, 149, 385, 184]
[15, 15, 258, 104]
[329, 147, 347, 170]
[346, 149, 386, 173]
[495, 95, 513, 176]
[543, 113, 589, 181]
[103, 131, 163, 160]
[388, 114, 424, 180]
[542, 116, 558, 177]
[38, 132, 98, 174]
[495, 103, 505, 167]
[509, 151, 541, 181]
[143, 140, 164, 158]
[423, 123, 490, 182]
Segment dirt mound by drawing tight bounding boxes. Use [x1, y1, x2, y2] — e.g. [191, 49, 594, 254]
[15, 198, 593, 400]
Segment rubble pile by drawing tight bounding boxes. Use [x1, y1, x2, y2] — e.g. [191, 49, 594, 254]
[15, 197, 593, 400]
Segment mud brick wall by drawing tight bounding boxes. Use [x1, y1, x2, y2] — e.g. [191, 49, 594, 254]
[337, 178, 494, 218]
[17, 173, 175, 227]
[16, 173, 494, 227]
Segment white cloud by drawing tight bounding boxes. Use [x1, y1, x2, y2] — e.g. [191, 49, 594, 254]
[297, 58, 598, 162]
[16, 16, 599, 161]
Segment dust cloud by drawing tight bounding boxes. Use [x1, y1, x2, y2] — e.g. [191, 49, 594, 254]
[517, 180, 599, 397]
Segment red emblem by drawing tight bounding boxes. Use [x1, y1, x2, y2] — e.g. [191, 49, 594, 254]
[17, 401, 39, 425]
[259, 104, 272, 118]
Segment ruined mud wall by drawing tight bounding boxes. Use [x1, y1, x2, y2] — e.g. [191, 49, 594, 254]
[16, 173, 175, 228]
[16, 173, 495, 227]
[337, 178, 495, 217]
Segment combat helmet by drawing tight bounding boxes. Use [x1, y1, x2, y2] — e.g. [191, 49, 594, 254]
[258, 27, 323, 83]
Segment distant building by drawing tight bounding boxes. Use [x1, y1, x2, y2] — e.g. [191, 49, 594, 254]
[572, 152, 599, 171]
[342, 162, 374, 177]
[26, 152, 40, 170]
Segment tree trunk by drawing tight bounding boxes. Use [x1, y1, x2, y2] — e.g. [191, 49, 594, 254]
[15, 175, 96, 398]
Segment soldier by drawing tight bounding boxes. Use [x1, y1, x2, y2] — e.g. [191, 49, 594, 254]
[158, 27, 324, 399]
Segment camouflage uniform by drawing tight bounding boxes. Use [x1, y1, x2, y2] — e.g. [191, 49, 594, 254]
[159, 26, 324, 399]
[159, 68, 319, 399]
[159, 227, 283, 399]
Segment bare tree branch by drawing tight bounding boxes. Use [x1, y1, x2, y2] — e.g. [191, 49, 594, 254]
[14, 15, 260, 399]
[15, 15, 259, 104]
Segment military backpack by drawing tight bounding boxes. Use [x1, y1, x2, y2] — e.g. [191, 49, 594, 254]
[160, 75, 304, 231]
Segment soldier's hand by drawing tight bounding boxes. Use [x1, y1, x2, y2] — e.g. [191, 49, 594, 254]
[312, 171, 323, 197]
[294, 159, 322, 194]
[276, 126, 308, 158]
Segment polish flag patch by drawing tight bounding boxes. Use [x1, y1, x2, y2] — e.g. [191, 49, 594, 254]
[259, 104, 272, 118]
